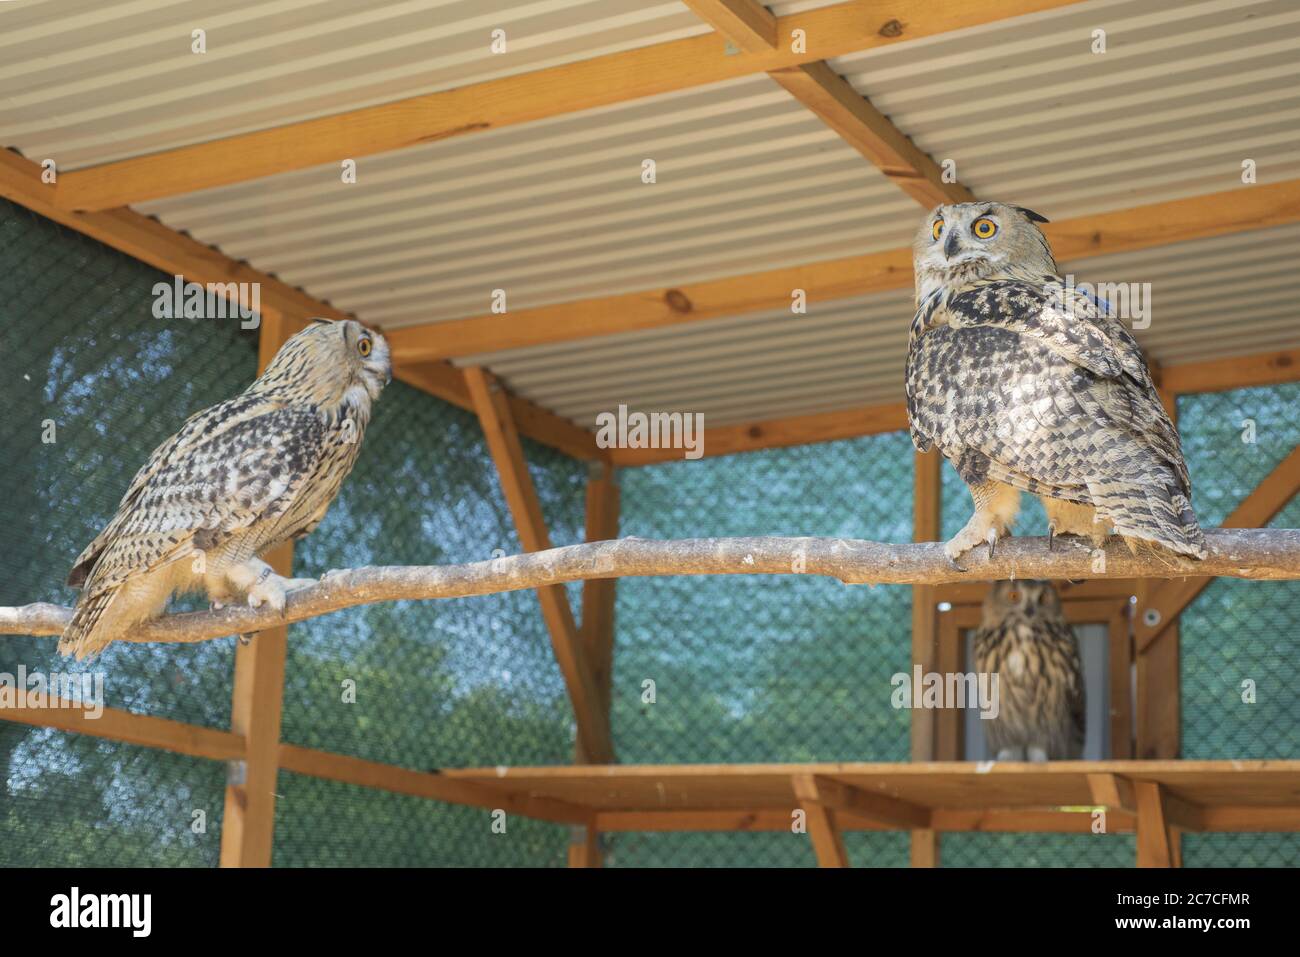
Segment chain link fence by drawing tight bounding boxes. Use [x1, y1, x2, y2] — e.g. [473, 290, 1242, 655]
[607, 432, 915, 867]
[1178, 384, 1300, 867]
[275, 382, 582, 866]
[0, 197, 579, 866]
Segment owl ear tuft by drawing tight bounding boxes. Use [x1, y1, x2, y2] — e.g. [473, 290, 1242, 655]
[1011, 205, 1050, 224]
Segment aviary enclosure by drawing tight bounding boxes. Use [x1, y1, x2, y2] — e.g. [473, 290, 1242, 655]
[1, 0, 1299, 870]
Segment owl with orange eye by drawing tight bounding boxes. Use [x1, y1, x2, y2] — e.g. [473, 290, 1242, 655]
[60, 319, 391, 659]
[973, 580, 1084, 762]
[904, 202, 1205, 564]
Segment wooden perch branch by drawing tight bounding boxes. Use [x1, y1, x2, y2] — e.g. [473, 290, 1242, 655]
[2, 529, 1297, 646]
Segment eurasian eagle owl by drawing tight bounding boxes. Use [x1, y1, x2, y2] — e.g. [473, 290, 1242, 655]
[904, 202, 1206, 563]
[974, 580, 1084, 762]
[62, 319, 391, 659]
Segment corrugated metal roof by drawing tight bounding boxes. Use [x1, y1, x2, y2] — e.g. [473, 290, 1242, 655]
[4, 0, 1297, 435]
[464, 221, 1300, 427]
[832, 0, 1300, 219]
[0, 0, 715, 168]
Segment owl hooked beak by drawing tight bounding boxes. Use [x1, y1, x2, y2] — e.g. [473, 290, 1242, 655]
[944, 229, 963, 260]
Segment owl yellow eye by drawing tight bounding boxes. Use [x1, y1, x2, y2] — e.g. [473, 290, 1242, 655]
[1007, 590, 1020, 602]
[972, 217, 998, 239]
[358, 337, 372, 357]
[931, 219, 944, 241]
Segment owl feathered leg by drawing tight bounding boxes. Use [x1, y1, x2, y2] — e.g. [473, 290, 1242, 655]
[218, 558, 316, 614]
[946, 480, 1021, 562]
[1041, 497, 1112, 551]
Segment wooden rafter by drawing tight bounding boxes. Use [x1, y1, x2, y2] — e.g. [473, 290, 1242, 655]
[50, 1, 1081, 211]
[399, 363, 605, 462]
[768, 61, 975, 207]
[1161, 348, 1299, 395]
[464, 367, 615, 764]
[682, 1, 972, 205]
[0, 149, 600, 461]
[682, 0, 778, 51]
[385, 179, 1300, 362]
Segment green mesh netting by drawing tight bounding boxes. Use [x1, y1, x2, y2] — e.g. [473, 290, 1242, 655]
[275, 384, 583, 866]
[1178, 385, 1300, 867]
[1, 197, 249, 866]
[273, 770, 567, 867]
[3, 192, 1298, 868]
[606, 432, 915, 867]
[0, 196, 582, 866]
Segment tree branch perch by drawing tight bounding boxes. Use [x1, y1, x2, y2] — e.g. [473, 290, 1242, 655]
[2, 529, 1296, 646]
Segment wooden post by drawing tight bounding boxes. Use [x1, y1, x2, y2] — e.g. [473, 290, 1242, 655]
[1108, 603, 1134, 760]
[567, 823, 603, 868]
[1135, 781, 1179, 867]
[219, 310, 293, 867]
[580, 462, 619, 735]
[569, 461, 620, 866]
[935, 615, 964, 761]
[793, 775, 849, 868]
[464, 366, 614, 765]
[1135, 583, 1179, 760]
[911, 449, 942, 866]
[1135, 390, 1180, 761]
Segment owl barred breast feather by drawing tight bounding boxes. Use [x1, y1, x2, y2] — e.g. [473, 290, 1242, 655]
[974, 581, 1084, 762]
[903, 201, 1207, 563]
[61, 319, 392, 660]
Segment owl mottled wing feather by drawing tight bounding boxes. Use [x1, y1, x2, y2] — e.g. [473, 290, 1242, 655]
[906, 278, 1204, 556]
[949, 282, 1141, 379]
[71, 401, 330, 598]
[946, 281, 1189, 487]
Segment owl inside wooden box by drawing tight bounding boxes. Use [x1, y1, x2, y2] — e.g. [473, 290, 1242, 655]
[973, 580, 1085, 762]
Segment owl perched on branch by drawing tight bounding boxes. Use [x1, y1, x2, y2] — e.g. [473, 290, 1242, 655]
[61, 319, 391, 660]
[974, 580, 1084, 762]
[904, 202, 1206, 563]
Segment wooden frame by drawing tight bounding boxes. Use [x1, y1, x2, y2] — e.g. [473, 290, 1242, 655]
[0, 150, 605, 463]
[465, 367, 614, 765]
[50, 0, 1081, 211]
[685, 0, 974, 207]
[384, 180, 1300, 363]
[3, 0, 1297, 872]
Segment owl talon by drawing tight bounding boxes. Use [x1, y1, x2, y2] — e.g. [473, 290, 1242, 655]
[986, 528, 998, 560]
[247, 575, 287, 613]
[1047, 526, 1055, 552]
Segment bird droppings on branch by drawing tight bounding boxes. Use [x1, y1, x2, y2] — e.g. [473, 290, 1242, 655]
[1, 529, 1296, 647]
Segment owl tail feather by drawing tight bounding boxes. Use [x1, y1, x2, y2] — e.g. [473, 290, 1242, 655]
[1089, 474, 1207, 560]
[59, 589, 118, 661]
